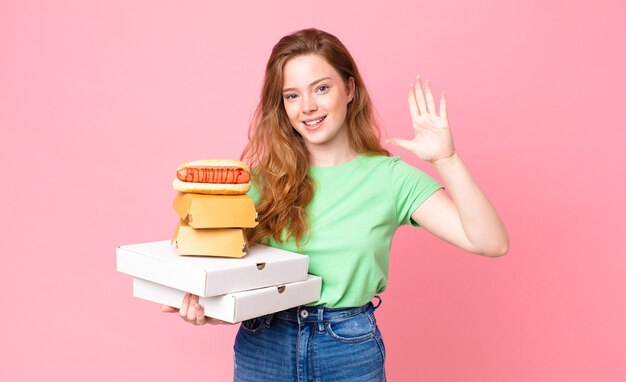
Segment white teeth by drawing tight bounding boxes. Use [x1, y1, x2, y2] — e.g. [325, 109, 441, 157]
[304, 117, 325, 126]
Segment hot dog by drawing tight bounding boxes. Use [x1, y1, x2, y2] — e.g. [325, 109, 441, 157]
[176, 167, 250, 184]
[173, 159, 251, 195]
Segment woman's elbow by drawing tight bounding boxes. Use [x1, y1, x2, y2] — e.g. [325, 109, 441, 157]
[470, 236, 509, 257]
[484, 245, 509, 257]
[480, 239, 509, 257]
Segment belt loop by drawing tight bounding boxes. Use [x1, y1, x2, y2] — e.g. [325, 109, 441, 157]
[317, 307, 325, 332]
[372, 295, 382, 311]
[263, 313, 274, 328]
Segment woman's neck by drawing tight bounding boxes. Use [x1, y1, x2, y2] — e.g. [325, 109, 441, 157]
[304, 124, 357, 167]
[308, 146, 357, 167]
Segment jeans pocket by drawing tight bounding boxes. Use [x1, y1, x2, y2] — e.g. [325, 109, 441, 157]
[326, 311, 376, 343]
[374, 326, 386, 363]
[240, 315, 269, 335]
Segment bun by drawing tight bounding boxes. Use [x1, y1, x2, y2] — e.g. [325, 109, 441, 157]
[172, 179, 251, 195]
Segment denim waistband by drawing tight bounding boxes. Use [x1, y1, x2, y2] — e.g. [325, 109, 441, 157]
[274, 296, 382, 323]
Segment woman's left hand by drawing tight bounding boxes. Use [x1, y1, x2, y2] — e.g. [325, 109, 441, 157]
[387, 76, 456, 163]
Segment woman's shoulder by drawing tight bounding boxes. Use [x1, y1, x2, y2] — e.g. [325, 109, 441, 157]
[358, 153, 408, 171]
[349, 154, 421, 187]
[359, 154, 438, 189]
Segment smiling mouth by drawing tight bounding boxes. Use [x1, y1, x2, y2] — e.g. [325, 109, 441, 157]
[303, 116, 326, 126]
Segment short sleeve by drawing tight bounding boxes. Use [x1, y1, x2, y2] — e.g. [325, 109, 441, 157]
[388, 157, 443, 227]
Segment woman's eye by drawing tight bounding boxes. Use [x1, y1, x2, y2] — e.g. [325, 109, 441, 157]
[284, 94, 298, 100]
[316, 85, 329, 93]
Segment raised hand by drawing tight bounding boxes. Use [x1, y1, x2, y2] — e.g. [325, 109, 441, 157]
[387, 76, 456, 163]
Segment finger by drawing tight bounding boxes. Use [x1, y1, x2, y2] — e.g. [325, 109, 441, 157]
[408, 83, 420, 122]
[424, 80, 437, 115]
[195, 303, 206, 325]
[186, 302, 196, 321]
[190, 294, 199, 304]
[160, 305, 179, 313]
[414, 76, 429, 114]
[440, 92, 447, 120]
[179, 293, 191, 318]
[187, 295, 199, 321]
[386, 138, 414, 151]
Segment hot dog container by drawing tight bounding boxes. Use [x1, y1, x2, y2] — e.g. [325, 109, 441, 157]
[173, 192, 258, 229]
[172, 220, 247, 258]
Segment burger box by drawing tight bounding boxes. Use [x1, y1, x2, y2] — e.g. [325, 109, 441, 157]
[173, 220, 247, 258]
[173, 192, 258, 229]
[116, 240, 310, 297]
[132, 274, 322, 323]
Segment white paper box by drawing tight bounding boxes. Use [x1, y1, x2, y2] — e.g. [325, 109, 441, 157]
[133, 275, 322, 323]
[117, 240, 309, 297]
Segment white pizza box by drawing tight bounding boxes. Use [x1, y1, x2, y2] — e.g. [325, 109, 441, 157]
[116, 240, 309, 297]
[133, 275, 322, 323]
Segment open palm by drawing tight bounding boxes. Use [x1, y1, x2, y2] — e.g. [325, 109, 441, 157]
[388, 76, 455, 163]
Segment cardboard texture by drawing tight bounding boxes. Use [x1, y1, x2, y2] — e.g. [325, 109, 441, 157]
[173, 220, 247, 257]
[173, 192, 258, 229]
[116, 240, 309, 297]
[132, 275, 322, 323]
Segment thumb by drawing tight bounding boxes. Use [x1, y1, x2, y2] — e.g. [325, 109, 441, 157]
[386, 138, 414, 151]
[160, 305, 179, 313]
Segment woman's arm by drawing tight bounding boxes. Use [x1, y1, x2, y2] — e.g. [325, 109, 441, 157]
[388, 76, 509, 257]
[412, 155, 509, 257]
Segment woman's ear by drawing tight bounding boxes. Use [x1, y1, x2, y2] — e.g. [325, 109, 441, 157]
[346, 77, 355, 103]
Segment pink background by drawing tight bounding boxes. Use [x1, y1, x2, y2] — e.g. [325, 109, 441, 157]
[1, 1, 625, 381]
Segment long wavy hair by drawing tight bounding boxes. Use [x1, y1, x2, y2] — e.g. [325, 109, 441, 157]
[241, 28, 389, 247]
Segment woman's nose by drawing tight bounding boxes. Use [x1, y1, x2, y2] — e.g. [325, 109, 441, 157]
[303, 97, 318, 113]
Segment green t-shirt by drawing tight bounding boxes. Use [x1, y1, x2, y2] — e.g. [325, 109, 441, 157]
[247, 154, 442, 308]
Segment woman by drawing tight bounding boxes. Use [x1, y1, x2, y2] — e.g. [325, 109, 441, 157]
[164, 28, 508, 381]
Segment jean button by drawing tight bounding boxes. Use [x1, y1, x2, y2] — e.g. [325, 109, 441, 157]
[300, 309, 309, 318]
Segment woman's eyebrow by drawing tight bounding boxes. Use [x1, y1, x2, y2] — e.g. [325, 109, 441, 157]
[282, 77, 332, 93]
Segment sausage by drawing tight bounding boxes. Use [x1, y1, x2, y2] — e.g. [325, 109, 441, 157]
[176, 167, 251, 184]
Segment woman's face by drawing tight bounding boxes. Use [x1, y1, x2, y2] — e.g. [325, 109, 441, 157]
[281, 54, 354, 151]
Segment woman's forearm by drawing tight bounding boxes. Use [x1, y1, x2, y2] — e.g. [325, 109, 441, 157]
[432, 152, 509, 256]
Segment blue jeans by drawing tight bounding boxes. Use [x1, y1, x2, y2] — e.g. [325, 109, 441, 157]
[233, 297, 386, 381]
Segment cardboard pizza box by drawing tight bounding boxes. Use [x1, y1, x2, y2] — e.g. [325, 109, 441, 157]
[132, 275, 322, 323]
[116, 240, 309, 297]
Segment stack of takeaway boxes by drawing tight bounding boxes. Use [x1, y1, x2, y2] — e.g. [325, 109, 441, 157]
[116, 191, 322, 323]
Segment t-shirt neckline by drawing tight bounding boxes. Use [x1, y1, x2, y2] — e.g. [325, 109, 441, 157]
[309, 154, 363, 172]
